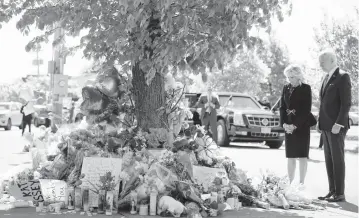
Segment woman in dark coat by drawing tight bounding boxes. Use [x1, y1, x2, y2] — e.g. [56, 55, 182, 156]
[280, 65, 315, 184]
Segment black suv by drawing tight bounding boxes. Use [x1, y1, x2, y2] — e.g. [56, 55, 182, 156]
[184, 92, 285, 149]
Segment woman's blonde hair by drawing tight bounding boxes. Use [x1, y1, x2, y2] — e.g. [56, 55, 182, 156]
[284, 64, 305, 83]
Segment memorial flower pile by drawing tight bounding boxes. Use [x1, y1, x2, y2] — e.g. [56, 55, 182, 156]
[0, 73, 326, 217]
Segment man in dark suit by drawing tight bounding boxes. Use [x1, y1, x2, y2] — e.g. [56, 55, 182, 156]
[317, 49, 351, 202]
[195, 87, 221, 142]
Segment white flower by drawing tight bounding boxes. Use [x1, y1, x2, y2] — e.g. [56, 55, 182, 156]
[119, 172, 130, 181]
[33, 171, 41, 180]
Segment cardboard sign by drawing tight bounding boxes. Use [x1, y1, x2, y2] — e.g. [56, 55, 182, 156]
[193, 166, 228, 191]
[81, 157, 122, 207]
[39, 179, 67, 204]
[148, 149, 166, 158]
[9, 180, 44, 202]
[23, 101, 35, 116]
[19, 87, 34, 101]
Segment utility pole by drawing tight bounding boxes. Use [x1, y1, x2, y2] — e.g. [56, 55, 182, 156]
[36, 47, 40, 75]
[49, 26, 66, 132]
[32, 44, 43, 76]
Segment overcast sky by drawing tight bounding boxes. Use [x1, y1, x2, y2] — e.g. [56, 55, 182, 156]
[0, 0, 357, 84]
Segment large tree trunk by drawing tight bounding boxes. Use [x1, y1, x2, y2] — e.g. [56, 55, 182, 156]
[131, 63, 166, 130]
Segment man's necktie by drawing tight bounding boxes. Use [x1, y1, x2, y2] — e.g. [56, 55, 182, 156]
[322, 74, 330, 93]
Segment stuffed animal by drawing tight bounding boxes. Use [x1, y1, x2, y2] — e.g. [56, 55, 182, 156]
[157, 196, 186, 217]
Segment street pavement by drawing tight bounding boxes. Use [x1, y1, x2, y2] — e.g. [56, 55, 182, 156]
[0, 126, 358, 217]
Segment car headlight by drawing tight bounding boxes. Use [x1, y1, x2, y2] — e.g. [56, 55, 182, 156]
[233, 113, 245, 126]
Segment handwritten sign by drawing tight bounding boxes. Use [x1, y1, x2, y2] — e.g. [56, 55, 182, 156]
[9, 180, 44, 202]
[19, 87, 34, 102]
[81, 157, 122, 207]
[39, 179, 67, 204]
[193, 166, 228, 191]
[148, 149, 166, 158]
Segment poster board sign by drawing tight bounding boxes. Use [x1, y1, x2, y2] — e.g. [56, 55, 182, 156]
[39, 179, 67, 204]
[19, 87, 34, 101]
[148, 149, 166, 158]
[8, 180, 44, 202]
[80, 157, 122, 207]
[193, 166, 228, 191]
[23, 101, 35, 116]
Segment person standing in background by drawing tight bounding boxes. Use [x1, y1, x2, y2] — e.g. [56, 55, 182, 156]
[68, 101, 75, 123]
[195, 86, 221, 143]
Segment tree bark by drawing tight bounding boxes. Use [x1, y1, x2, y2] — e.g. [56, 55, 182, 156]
[131, 63, 166, 130]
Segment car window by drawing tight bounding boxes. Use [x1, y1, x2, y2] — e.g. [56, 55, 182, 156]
[185, 94, 200, 108]
[219, 95, 261, 110]
[0, 104, 10, 110]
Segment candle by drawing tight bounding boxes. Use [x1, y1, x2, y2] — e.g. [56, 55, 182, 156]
[105, 191, 113, 216]
[67, 186, 75, 210]
[139, 204, 148, 216]
[150, 189, 157, 216]
[82, 188, 90, 212]
[217, 191, 224, 203]
[98, 190, 106, 214]
[74, 187, 82, 212]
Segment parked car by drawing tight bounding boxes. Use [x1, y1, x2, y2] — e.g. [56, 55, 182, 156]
[33, 105, 51, 127]
[184, 92, 285, 149]
[0, 102, 23, 130]
[349, 111, 359, 126]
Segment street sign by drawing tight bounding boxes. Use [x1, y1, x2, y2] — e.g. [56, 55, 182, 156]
[53, 74, 68, 96]
[32, 59, 43, 65]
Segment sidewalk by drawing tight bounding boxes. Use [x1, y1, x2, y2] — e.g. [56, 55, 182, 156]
[1, 206, 358, 218]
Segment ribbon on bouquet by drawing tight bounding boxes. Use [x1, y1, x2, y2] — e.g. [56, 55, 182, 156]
[286, 109, 296, 116]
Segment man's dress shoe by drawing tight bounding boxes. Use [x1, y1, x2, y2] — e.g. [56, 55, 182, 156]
[327, 195, 346, 202]
[318, 192, 334, 200]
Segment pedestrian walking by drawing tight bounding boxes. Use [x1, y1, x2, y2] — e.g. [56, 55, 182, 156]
[20, 102, 33, 136]
[280, 64, 317, 184]
[317, 49, 351, 202]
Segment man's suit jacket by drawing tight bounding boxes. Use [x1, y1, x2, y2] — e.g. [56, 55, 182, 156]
[319, 68, 352, 131]
[195, 93, 221, 120]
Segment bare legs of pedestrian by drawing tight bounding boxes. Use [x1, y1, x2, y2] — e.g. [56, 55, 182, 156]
[299, 158, 308, 184]
[287, 158, 296, 183]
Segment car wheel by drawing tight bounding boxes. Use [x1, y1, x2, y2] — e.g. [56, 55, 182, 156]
[217, 119, 230, 147]
[34, 119, 39, 127]
[4, 119, 12, 131]
[266, 141, 283, 149]
[45, 119, 51, 128]
[349, 118, 354, 126]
